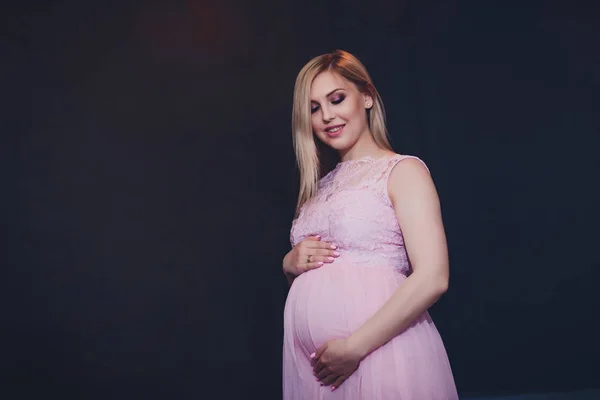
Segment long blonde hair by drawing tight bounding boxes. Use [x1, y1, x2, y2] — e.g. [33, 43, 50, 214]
[292, 50, 392, 213]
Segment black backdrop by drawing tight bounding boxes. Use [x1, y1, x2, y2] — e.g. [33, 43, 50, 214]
[3, 0, 599, 398]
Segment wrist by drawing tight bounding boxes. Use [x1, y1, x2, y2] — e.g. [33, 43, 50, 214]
[347, 332, 371, 360]
[282, 251, 294, 276]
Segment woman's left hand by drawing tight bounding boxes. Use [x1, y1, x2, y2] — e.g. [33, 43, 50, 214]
[311, 338, 363, 391]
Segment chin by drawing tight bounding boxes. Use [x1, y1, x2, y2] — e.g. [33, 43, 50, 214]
[318, 140, 342, 153]
[329, 137, 358, 153]
[331, 143, 352, 153]
[316, 134, 350, 150]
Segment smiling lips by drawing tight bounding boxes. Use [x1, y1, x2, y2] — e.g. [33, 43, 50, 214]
[325, 124, 345, 138]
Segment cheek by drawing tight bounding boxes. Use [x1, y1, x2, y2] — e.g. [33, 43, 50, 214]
[313, 130, 326, 143]
[311, 116, 323, 139]
[338, 101, 362, 121]
[311, 114, 322, 131]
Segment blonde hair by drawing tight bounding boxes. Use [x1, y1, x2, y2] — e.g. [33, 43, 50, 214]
[292, 49, 393, 213]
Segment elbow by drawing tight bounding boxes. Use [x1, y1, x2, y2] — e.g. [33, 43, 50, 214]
[425, 272, 448, 297]
[436, 278, 449, 296]
[414, 267, 449, 297]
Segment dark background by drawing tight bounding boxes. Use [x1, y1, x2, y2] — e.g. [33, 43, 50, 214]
[3, 0, 599, 398]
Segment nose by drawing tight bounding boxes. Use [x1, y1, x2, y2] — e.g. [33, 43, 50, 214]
[321, 104, 335, 123]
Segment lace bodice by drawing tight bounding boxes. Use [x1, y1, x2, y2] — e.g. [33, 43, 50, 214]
[291, 154, 425, 275]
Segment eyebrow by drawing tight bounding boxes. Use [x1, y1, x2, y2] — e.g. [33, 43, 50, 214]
[311, 88, 345, 103]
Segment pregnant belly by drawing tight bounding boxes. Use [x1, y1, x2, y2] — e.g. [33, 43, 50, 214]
[284, 262, 406, 353]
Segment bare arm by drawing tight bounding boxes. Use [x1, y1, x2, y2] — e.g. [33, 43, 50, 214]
[283, 251, 296, 286]
[348, 158, 450, 358]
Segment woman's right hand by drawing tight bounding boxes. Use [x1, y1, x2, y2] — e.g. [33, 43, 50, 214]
[283, 236, 340, 278]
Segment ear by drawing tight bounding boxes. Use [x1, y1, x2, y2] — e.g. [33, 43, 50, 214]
[363, 93, 374, 109]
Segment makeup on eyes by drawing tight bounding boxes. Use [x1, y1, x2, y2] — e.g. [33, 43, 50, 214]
[331, 94, 345, 104]
[311, 92, 346, 113]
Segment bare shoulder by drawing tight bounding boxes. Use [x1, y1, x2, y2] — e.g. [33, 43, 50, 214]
[387, 156, 437, 203]
[388, 156, 432, 186]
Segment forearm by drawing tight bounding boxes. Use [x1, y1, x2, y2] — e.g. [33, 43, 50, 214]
[348, 269, 448, 358]
[283, 250, 295, 286]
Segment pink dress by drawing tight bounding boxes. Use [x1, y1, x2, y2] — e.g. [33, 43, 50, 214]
[283, 154, 458, 400]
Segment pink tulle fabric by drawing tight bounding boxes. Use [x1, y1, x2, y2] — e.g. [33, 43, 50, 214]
[283, 154, 458, 400]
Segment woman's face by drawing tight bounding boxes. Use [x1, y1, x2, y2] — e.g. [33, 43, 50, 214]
[309, 71, 372, 153]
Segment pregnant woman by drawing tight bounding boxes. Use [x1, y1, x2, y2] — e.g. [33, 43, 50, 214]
[282, 50, 459, 400]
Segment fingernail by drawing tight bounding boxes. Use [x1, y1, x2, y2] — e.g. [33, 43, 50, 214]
[333, 251, 340, 256]
[328, 257, 334, 261]
[331, 387, 336, 391]
[330, 244, 337, 249]
[310, 352, 315, 358]
[316, 235, 321, 239]
[317, 262, 323, 266]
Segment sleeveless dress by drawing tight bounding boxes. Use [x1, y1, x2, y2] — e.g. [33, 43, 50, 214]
[283, 154, 458, 400]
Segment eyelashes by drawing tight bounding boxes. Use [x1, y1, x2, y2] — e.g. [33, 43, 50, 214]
[311, 95, 346, 114]
[331, 95, 345, 104]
